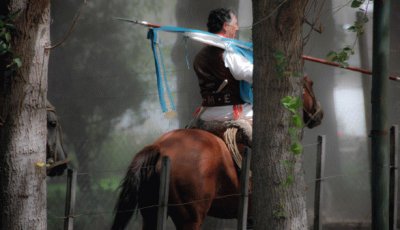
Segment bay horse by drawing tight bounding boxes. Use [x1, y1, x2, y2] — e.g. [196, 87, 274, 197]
[111, 77, 323, 230]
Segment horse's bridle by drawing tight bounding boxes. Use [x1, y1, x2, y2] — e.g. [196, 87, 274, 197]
[303, 81, 323, 128]
[46, 106, 70, 168]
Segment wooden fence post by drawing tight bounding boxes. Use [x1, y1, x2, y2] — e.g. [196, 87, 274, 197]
[389, 125, 398, 230]
[314, 135, 326, 230]
[157, 156, 171, 230]
[237, 148, 252, 230]
[64, 168, 77, 230]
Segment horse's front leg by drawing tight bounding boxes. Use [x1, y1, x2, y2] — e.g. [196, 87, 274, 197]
[175, 221, 203, 230]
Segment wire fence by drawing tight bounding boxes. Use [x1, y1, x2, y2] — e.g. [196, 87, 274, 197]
[47, 127, 400, 230]
[46, 1, 400, 229]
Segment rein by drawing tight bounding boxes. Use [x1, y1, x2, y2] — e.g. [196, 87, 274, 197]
[303, 81, 323, 127]
[46, 105, 69, 166]
[46, 105, 56, 113]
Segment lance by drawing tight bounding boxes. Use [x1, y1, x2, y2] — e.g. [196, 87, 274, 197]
[115, 17, 399, 81]
[114, 17, 161, 28]
[301, 56, 399, 81]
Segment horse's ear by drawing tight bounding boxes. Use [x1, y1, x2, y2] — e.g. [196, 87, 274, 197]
[303, 75, 313, 86]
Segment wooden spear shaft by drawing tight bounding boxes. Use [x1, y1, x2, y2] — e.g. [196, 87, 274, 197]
[303, 55, 400, 81]
[302, 55, 372, 75]
[116, 18, 400, 80]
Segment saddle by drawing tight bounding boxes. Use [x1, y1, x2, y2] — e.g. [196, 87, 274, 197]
[188, 118, 252, 169]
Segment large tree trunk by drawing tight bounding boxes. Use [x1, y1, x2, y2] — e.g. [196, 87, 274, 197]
[0, 0, 50, 229]
[252, 0, 309, 229]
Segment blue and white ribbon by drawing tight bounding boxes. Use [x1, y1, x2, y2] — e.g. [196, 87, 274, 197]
[147, 26, 254, 113]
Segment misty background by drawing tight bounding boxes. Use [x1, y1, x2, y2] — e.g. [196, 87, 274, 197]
[46, 0, 400, 229]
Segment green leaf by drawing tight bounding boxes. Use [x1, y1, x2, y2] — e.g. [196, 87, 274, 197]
[281, 96, 301, 113]
[292, 114, 303, 128]
[13, 58, 22, 68]
[1, 41, 8, 50]
[281, 96, 292, 106]
[5, 32, 11, 42]
[9, 10, 21, 20]
[347, 22, 365, 36]
[327, 46, 356, 67]
[347, 25, 357, 32]
[288, 127, 297, 137]
[283, 71, 293, 77]
[292, 97, 301, 110]
[292, 71, 303, 78]
[326, 51, 337, 61]
[274, 50, 286, 63]
[283, 175, 294, 187]
[5, 23, 16, 30]
[351, 0, 365, 8]
[343, 46, 353, 52]
[290, 142, 303, 155]
[282, 160, 294, 168]
[274, 50, 288, 77]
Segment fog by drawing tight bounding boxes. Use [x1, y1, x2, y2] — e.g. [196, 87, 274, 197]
[47, 0, 399, 229]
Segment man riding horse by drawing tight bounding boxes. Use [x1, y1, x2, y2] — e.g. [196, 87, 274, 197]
[189, 9, 323, 164]
[190, 8, 253, 151]
[112, 9, 324, 229]
[190, 9, 323, 156]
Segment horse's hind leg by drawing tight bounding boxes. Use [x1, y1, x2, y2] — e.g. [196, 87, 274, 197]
[178, 222, 202, 230]
[140, 208, 157, 230]
[141, 220, 157, 230]
[142, 210, 203, 230]
[173, 220, 203, 230]
[169, 203, 209, 230]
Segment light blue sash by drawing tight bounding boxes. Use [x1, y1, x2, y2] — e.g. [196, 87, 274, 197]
[147, 26, 253, 113]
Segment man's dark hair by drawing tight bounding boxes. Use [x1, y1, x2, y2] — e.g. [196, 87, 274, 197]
[207, 8, 235, 33]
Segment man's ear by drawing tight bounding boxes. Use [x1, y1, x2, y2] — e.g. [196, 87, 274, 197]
[221, 22, 229, 33]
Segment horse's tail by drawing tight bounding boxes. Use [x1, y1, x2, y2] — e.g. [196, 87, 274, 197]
[111, 145, 160, 230]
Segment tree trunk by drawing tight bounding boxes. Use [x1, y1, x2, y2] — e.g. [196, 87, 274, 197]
[252, 0, 309, 229]
[0, 0, 50, 229]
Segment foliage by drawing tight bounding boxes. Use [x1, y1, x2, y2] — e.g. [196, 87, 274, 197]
[0, 11, 21, 76]
[280, 94, 303, 185]
[281, 96, 301, 115]
[281, 96, 303, 153]
[347, 13, 369, 36]
[47, 182, 67, 230]
[274, 50, 302, 78]
[326, 46, 354, 67]
[351, 0, 366, 8]
[275, 48, 305, 186]
[272, 203, 287, 219]
[47, 175, 131, 230]
[326, 0, 371, 66]
[274, 50, 288, 77]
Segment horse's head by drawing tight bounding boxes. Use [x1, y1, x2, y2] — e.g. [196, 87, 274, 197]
[46, 102, 68, 177]
[302, 76, 324, 129]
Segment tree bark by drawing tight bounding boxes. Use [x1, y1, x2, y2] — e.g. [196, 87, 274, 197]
[252, 0, 309, 229]
[0, 0, 50, 229]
